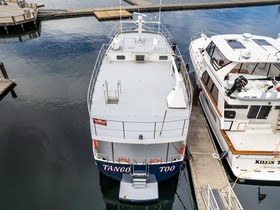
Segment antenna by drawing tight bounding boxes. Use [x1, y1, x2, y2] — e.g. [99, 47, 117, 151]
[119, 0, 122, 35]
[158, 0, 162, 35]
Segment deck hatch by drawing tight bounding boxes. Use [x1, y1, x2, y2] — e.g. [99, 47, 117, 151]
[253, 39, 272, 46]
[226, 39, 246, 49]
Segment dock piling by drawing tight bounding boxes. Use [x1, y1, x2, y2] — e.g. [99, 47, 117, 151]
[0, 62, 9, 79]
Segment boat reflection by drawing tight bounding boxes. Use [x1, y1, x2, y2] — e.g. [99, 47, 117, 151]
[99, 171, 179, 209]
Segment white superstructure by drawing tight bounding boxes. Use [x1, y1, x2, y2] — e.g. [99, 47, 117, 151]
[190, 32, 280, 182]
[87, 15, 193, 202]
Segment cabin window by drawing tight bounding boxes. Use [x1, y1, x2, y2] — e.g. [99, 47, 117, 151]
[232, 62, 280, 76]
[159, 56, 168, 60]
[201, 71, 219, 104]
[275, 106, 280, 110]
[206, 41, 216, 57]
[117, 55, 125, 60]
[205, 41, 231, 71]
[136, 55, 145, 62]
[202, 71, 210, 84]
[225, 101, 248, 109]
[211, 85, 219, 104]
[247, 105, 271, 119]
[225, 111, 236, 119]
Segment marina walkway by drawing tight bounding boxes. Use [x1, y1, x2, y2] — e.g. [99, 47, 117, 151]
[187, 105, 243, 209]
[37, 0, 280, 20]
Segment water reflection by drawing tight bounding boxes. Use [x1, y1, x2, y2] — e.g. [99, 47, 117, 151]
[99, 172, 180, 210]
[0, 21, 41, 42]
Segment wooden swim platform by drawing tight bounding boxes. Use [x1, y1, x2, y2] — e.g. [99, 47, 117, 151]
[187, 105, 243, 209]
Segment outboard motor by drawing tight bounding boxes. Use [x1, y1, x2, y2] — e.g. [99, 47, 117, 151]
[227, 75, 248, 96]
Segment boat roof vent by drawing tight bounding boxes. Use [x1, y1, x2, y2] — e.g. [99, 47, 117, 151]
[241, 49, 251, 59]
[242, 33, 252, 41]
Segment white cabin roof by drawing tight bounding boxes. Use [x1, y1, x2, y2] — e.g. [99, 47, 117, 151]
[211, 34, 280, 63]
[90, 32, 190, 123]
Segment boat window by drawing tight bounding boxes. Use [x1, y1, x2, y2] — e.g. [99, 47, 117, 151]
[253, 39, 272, 46]
[117, 55, 125, 60]
[257, 106, 272, 119]
[211, 85, 219, 104]
[247, 106, 261, 118]
[206, 41, 231, 71]
[136, 55, 145, 62]
[202, 71, 219, 105]
[225, 101, 248, 109]
[224, 111, 236, 119]
[226, 39, 245, 49]
[207, 77, 214, 91]
[206, 41, 216, 57]
[275, 106, 280, 110]
[202, 71, 210, 84]
[247, 105, 271, 119]
[230, 63, 280, 76]
[159, 56, 168, 60]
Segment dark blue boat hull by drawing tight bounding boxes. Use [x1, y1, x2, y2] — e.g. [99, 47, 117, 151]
[95, 160, 182, 182]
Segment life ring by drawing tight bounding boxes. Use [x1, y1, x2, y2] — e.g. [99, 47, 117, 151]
[93, 139, 99, 151]
[149, 159, 161, 164]
[179, 144, 185, 155]
[117, 158, 129, 163]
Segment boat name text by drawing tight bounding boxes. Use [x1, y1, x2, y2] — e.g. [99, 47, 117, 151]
[255, 160, 280, 165]
[101, 164, 176, 173]
[102, 164, 131, 173]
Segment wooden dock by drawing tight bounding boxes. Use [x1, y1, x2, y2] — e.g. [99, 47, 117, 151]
[123, 0, 153, 5]
[0, 79, 15, 95]
[37, 0, 280, 21]
[0, 62, 15, 96]
[187, 105, 243, 210]
[0, 0, 38, 33]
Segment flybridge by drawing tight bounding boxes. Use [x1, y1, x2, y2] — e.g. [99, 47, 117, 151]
[211, 33, 280, 62]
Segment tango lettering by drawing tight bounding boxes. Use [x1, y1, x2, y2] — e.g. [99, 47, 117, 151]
[102, 164, 131, 173]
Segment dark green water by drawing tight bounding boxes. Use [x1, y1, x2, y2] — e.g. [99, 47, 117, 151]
[1, 1, 280, 209]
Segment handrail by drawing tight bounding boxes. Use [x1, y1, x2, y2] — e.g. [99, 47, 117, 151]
[108, 21, 173, 40]
[87, 44, 109, 113]
[91, 118, 189, 139]
[96, 153, 182, 164]
[201, 184, 220, 210]
[201, 184, 244, 210]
